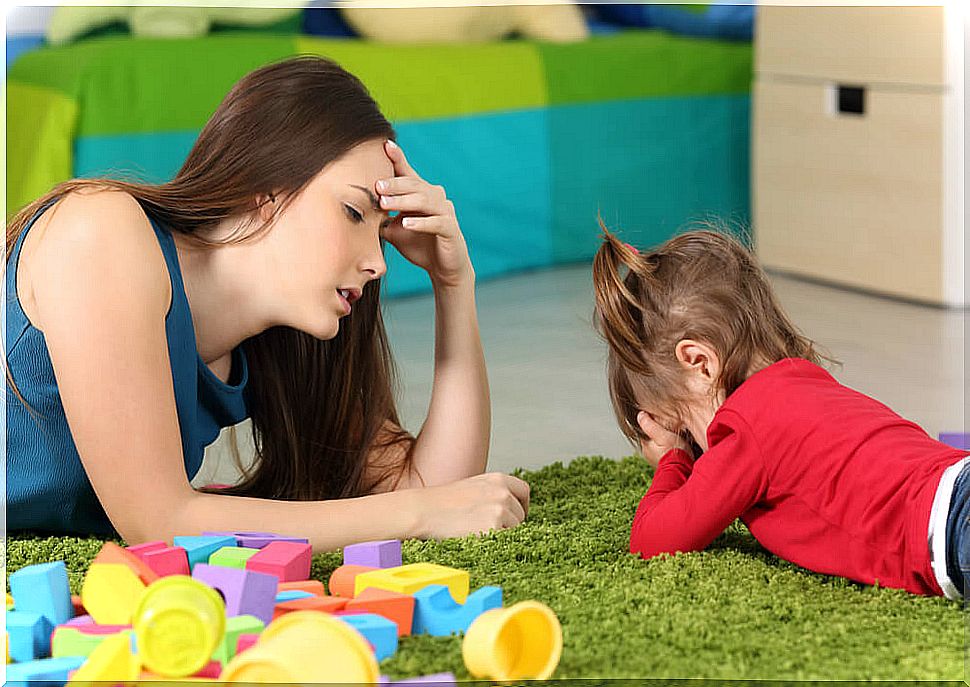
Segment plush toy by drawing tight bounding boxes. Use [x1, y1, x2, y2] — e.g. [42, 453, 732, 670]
[339, 3, 589, 44]
[46, 4, 302, 45]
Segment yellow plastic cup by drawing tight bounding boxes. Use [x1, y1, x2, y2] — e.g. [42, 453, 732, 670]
[462, 601, 563, 682]
[132, 575, 225, 678]
[219, 610, 379, 684]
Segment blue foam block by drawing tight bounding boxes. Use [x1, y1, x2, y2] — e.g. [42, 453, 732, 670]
[275, 589, 315, 602]
[8, 610, 53, 662]
[173, 535, 238, 570]
[6, 655, 85, 683]
[338, 613, 399, 661]
[9, 560, 74, 627]
[411, 584, 503, 636]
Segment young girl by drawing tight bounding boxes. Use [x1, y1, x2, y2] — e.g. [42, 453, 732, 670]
[592, 227, 969, 599]
[6, 55, 530, 550]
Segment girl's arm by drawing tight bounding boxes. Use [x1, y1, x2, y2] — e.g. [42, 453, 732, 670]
[376, 141, 490, 488]
[29, 191, 523, 550]
[629, 413, 768, 559]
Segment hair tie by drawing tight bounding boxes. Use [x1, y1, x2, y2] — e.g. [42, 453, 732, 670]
[623, 242, 637, 253]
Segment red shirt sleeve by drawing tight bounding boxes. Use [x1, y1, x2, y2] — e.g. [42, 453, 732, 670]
[630, 412, 768, 559]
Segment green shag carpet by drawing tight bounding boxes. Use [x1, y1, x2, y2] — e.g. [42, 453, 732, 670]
[6, 456, 966, 681]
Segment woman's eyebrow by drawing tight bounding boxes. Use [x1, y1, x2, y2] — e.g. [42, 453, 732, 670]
[349, 184, 393, 230]
[349, 184, 380, 211]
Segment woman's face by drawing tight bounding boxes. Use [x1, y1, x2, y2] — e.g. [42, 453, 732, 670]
[264, 138, 393, 340]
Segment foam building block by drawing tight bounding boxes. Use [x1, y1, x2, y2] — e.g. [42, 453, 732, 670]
[245, 541, 312, 582]
[209, 546, 259, 569]
[141, 546, 190, 577]
[70, 595, 86, 616]
[51, 626, 132, 658]
[66, 631, 140, 682]
[125, 540, 168, 557]
[272, 594, 347, 619]
[7, 592, 15, 609]
[345, 587, 415, 636]
[8, 611, 52, 662]
[212, 615, 264, 666]
[343, 540, 402, 569]
[203, 530, 310, 549]
[73, 623, 132, 635]
[411, 585, 503, 636]
[329, 564, 378, 597]
[336, 613, 399, 661]
[278, 580, 326, 595]
[80, 563, 146, 625]
[379, 672, 457, 687]
[235, 633, 260, 655]
[275, 590, 315, 603]
[64, 615, 95, 627]
[939, 432, 970, 450]
[6, 655, 86, 683]
[93, 542, 160, 586]
[191, 563, 278, 626]
[9, 560, 74, 627]
[173, 535, 238, 571]
[355, 563, 470, 604]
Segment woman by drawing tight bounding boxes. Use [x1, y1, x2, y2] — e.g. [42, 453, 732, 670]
[6, 55, 529, 550]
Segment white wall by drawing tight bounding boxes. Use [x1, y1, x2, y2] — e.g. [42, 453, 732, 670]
[7, 6, 55, 36]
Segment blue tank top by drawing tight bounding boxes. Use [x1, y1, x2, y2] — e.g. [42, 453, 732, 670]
[5, 199, 249, 536]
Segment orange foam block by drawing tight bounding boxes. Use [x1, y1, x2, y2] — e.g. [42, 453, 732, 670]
[345, 587, 415, 636]
[93, 542, 159, 586]
[245, 541, 312, 583]
[329, 565, 377, 598]
[277, 580, 325, 596]
[271, 594, 348, 620]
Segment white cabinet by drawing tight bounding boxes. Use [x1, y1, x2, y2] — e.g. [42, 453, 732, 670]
[752, 4, 965, 306]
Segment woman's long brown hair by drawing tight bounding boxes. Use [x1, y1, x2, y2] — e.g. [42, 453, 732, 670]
[6, 55, 415, 499]
[591, 219, 833, 448]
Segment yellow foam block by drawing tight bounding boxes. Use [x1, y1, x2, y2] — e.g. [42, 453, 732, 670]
[68, 632, 141, 684]
[354, 563, 470, 604]
[6, 592, 13, 610]
[81, 563, 147, 625]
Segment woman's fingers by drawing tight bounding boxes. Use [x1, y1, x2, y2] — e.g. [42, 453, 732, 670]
[396, 215, 455, 237]
[384, 139, 418, 178]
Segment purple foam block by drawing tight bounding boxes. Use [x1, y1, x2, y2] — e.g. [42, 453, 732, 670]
[393, 673, 457, 687]
[202, 531, 310, 549]
[191, 563, 278, 626]
[939, 433, 970, 451]
[343, 539, 402, 569]
[64, 614, 95, 627]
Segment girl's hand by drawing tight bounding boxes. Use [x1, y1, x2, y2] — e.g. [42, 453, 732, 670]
[636, 411, 694, 469]
[377, 140, 474, 289]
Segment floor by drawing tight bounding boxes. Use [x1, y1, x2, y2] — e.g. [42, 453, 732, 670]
[192, 264, 967, 486]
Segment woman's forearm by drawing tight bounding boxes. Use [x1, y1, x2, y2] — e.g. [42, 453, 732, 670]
[410, 277, 490, 485]
[160, 488, 423, 554]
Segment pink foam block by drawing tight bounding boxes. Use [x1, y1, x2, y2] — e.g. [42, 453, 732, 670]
[125, 541, 168, 558]
[141, 546, 189, 577]
[73, 624, 132, 635]
[343, 540, 402, 569]
[236, 633, 260, 655]
[245, 541, 312, 583]
[193, 660, 223, 678]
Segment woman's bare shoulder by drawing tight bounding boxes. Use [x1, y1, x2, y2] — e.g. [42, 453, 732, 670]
[21, 188, 172, 330]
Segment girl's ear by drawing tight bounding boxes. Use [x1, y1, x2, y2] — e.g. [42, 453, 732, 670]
[674, 339, 721, 383]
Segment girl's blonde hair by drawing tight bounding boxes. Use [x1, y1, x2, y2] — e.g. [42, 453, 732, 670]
[592, 220, 830, 447]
